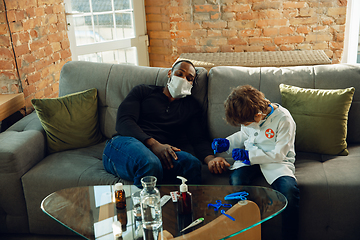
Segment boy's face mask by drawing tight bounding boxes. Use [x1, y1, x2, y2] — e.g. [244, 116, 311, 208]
[167, 76, 193, 98]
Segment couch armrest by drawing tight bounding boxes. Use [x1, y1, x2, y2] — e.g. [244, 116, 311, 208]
[0, 112, 46, 233]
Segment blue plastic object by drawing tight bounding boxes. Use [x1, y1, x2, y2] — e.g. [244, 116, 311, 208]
[221, 209, 235, 221]
[211, 138, 230, 154]
[207, 200, 232, 211]
[224, 191, 249, 201]
[232, 148, 250, 165]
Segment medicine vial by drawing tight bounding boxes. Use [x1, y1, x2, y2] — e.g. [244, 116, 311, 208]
[115, 183, 126, 210]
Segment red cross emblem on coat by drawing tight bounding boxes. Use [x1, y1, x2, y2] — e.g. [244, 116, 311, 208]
[265, 128, 275, 139]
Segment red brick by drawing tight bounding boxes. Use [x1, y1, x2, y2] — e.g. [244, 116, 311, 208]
[228, 20, 256, 29]
[27, 72, 41, 84]
[9, 22, 23, 32]
[14, 44, 31, 57]
[327, 7, 346, 16]
[283, 2, 308, 9]
[194, 5, 220, 13]
[223, 4, 250, 12]
[239, 29, 261, 37]
[149, 31, 170, 39]
[171, 31, 192, 39]
[228, 37, 247, 45]
[60, 39, 70, 49]
[202, 21, 227, 29]
[305, 33, 332, 42]
[289, 17, 318, 26]
[47, 32, 63, 42]
[297, 26, 310, 34]
[6, 10, 16, 22]
[30, 37, 48, 51]
[208, 30, 222, 37]
[26, 7, 36, 18]
[21, 53, 36, 64]
[253, 2, 281, 10]
[204, 46, 220, 53]
[257, 19, 288, 27]
[12, 32, 30, 45]
[147, 22, 162, 31]
[274, 36, 304, 45]
[60, 49, 71, 59]
[236, 12, 261, 20]
[0, 48, 14, 59]
[249, 37, 272, 44]
[222, 29, 238, 37]
[176, 38, 197, 46]
[280, 27, 295, 35]
[145, 6, 161, 14]
[263, 28, 279, 37]
[0, 36, 11, 47]
[177, 22, 201, 30]
[18, 0, 37, 8]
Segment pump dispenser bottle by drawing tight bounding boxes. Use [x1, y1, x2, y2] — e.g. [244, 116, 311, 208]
[115, 183, 126, 210]
[177, 176, 192, 215]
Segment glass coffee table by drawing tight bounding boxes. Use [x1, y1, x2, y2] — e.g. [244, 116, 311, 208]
[41, 185, 286, 240]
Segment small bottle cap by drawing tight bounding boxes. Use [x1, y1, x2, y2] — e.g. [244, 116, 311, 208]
[115, 183, 123, 191]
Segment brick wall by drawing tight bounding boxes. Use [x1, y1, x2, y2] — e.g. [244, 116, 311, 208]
[0, 0, 71, 112]
[145, 0, 347, 67]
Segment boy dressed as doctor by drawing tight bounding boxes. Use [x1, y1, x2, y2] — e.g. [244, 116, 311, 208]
[212, 85, 300, 240]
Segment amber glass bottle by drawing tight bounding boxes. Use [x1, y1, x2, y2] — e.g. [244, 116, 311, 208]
[115, 183, 126, 210]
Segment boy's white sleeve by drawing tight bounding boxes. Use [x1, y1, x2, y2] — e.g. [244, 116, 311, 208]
[226, 130, 248, 154]
[248, 117, 296, 165]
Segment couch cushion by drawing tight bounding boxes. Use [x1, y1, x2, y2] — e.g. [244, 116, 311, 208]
[280, 84, 355, 155]
[21, 141, 132, 234]
[31, 88, 104, 153]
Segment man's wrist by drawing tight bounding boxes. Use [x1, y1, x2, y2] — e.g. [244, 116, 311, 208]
[204, 155, 216, 165]
[144, 138, 158, 149]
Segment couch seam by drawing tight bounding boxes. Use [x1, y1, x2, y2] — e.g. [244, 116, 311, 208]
[104, 64, 114, 107]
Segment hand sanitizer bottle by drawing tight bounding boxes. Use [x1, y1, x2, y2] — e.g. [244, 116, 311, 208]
[177, 176, 192, 215]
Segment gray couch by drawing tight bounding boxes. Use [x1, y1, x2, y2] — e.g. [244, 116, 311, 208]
[1, 61, 360, 240]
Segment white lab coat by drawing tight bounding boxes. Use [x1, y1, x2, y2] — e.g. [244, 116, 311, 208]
[226, 104, 296, 185]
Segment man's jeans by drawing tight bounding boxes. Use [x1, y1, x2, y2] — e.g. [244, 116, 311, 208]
[102, 136, 202, 186]
[230, 165, 300, 240]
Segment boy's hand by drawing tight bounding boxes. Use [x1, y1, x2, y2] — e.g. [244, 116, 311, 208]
[232, 148, 250, 165]
[211, 138, 230, 154]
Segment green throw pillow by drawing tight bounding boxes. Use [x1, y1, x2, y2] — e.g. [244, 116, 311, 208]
[280, 84, 355, 156]
[31, 88, 104, 154]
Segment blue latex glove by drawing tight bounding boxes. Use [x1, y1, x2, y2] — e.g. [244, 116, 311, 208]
[232, 148, 250, 165]
[211, 138, 230, 154]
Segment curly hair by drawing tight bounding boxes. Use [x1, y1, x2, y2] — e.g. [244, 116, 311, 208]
[224, 85, 270, 126]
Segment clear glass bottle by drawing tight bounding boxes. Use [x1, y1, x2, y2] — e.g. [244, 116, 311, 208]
[140, 176, 163, 240]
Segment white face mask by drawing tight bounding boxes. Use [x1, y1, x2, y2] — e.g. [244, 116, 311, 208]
[167, 76, 193, 98]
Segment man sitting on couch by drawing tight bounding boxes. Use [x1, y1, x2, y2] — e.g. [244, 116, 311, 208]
[102, 60, 230, 186]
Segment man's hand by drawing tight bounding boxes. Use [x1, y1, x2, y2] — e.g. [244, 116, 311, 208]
[145, 138, 180, 170]
[205, 156, 231, 174]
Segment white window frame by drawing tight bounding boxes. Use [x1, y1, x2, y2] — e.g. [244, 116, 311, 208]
[64, 0, 149, 66]
[343, 0, 360, 64]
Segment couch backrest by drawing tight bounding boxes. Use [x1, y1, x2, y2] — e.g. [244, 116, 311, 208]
[208, 64, 360, 144]
[59, 61, 208, 139]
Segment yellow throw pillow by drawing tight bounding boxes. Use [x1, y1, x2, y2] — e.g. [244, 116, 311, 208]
[31, 88, 104, 154]
[280, 84, 355, 156]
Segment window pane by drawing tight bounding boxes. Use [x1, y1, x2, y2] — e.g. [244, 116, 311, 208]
[115, 13, 134, 39]
[91, 0, 112, 12]
[74, 15, 95, 45]
[114, 0, 131, 10]
[70, 0, 90, 13]
[78, 47, 137, 65]
[93, 14, 114, 41]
